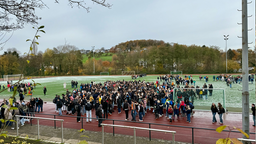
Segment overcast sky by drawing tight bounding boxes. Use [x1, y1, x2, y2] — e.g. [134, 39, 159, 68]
[1, 0, 255, 55]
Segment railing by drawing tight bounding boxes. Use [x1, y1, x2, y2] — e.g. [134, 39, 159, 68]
[101, 124, 176, 144]
[15, 115, 64, 143]
[238, 138, 256, 143]
[25, 112, 256, 144]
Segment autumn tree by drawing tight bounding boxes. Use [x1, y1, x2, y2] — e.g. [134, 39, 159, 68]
[227, 60, 240, 72]
[0, 53, 20, 74]
[102, 61, 110, 67]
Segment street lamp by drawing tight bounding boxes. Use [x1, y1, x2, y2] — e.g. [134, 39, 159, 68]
[224, 35, 229, 73]
[92, 46, 95, 74]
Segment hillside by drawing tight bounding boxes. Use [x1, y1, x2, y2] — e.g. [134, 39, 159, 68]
[82, 53, 113, 63]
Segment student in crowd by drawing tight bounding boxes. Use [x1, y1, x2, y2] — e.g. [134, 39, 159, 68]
[185, 105, 192, 123]
[218, 103, 225, 125]
[252, 104, 255, 126]
[123, 100, 129, 120]
[168, 105, 173, 122]
[211, 103, 218, 123]
[85, 101, 92, 122]
[43, 86, 47, 95]
[96, 105, 103, 127]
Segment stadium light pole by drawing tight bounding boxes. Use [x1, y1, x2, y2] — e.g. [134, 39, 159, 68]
[92, 46, 95, 74]
[224, 35, 229, 73]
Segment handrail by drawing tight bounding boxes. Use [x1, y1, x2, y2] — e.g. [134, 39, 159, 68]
[101, 124, 176, 133]
[237, 138, 256, 142]
[15, 115, 64, 143]
[29, 112, 256, 135]
[15, 115, 64, 121]
[101, 123, 176, 144]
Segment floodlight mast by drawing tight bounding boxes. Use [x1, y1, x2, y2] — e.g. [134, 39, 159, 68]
[242, 0, 249, 141]
[224, 35, 229, 73]
[92, 46, 95, 74]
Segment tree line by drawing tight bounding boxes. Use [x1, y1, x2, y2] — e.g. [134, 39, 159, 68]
[0, 40, 255, 76]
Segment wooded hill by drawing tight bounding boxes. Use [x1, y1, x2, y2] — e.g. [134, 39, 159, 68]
[0, 39, 255, 76]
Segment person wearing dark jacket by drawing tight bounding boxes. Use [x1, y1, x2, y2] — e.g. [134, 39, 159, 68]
[56, 99, 63, 116]
[96, 105, 103, 127]
[211, 103, 218, 123]
[117, 96, 122, 114]
[154, 101, 160, 119]
[77, 101, 81, 122]
[123, 100, 129, 120]
[85, 101, 92, 122]
[37, 98, 43, 113]
[19, 92, 24, 104]
[95, 100, 100, 121]
[218, 103, 225, 124]
[102, 99, 108, 119]
[185, 105, 192, 123]
[35, 98, 39, 112]
[252, 104, 255, 126]
[209, 84, 213, 96]
[29, 98, 36, 117]
[43, 86, 47, 95]
[53, 95, 59, 113]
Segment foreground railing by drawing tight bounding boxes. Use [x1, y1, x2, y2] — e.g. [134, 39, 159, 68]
[15, 115, 64, 143]
[237, 138, 256, 143]
[26, 112, 256, 144]
[101, 123, 176, 144]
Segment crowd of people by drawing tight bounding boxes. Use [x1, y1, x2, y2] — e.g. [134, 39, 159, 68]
[1, 73, 255, 128]
[0, 96, 44, 129]
[49, 75, 225, 127]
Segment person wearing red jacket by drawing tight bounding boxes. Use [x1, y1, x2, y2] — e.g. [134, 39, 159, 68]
[180, 100, 186, 117]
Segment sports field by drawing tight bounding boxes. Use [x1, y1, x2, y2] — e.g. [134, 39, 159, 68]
[0, 75, 255, 112]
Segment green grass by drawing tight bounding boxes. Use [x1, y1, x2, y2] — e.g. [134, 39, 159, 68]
[82, 53, 113, 63]
[0, 75, 255, 112]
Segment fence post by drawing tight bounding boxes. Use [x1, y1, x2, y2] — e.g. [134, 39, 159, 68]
[192, 128, 194, 144]
[134, 128, 136, 144]
[82, 117, 83, 129]
[172, 133, 175, 144]
[113, 120, 115, 136]
[54, 115, 56, 129]
[149, 124, 151, 141]
[16, 116, 18, 136]
[30, 116, 32, 126]
[61, 121, 64, 143]
[102, 125, 104, 144]
[37, 118, 40, 139]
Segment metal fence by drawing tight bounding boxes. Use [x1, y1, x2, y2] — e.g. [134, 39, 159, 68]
[15, 115, 64, 143]
[101, 123, 176, 144]
[26, 112, 256, 144]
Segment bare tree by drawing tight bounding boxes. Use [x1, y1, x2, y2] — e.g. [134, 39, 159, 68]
[0, 0, 111, 49]
[0, 0, 111, 31]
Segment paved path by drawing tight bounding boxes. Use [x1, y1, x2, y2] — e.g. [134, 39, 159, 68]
[28, 102, 255, 144]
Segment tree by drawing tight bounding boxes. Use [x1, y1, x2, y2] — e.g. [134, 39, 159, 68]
[227, 60, 240, 73]
[102, 61, 110, 67]
[0, 0, 111, 31]
[227, 49, 235, 60]
[0, 54, 20, 74]
[3, 48, 19, 58]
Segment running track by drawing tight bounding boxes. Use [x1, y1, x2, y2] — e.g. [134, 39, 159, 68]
[28, 103, 256, 144]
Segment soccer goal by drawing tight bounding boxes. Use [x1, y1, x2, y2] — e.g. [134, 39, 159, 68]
[3, 74, 24, 82]
[122, 71, 135, 75]
[170, 71, 182, 76]
[172, 87, 226, 110]
[100, 72, 109, 76]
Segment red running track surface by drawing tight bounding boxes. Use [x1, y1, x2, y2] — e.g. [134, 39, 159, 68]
[28, 103, 256, 144]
